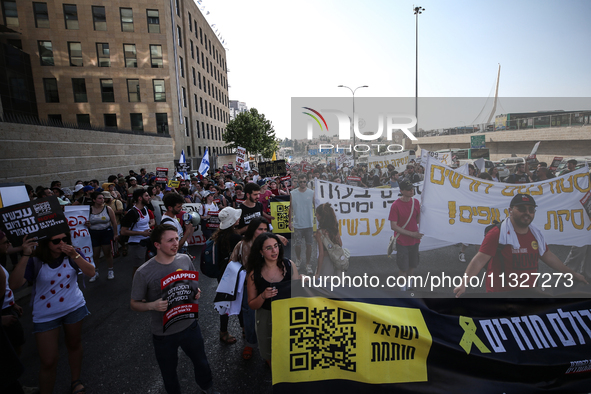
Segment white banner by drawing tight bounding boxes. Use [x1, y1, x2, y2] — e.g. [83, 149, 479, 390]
[152, 201, 206, 246]
[420, 149, 453, 167]
[420, 156, 591, 247]
[368, 151, 409, 171]
[236, 146, 247, 171]
[314, 180, 453, 256]
[64, 205, 95, 266]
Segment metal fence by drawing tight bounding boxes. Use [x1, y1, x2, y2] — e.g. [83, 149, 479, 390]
[0, 112, 171, 138]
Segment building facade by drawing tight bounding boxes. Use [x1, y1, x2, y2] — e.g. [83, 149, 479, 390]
[0, 0, 230, 161]
[229, 99, 247, 120]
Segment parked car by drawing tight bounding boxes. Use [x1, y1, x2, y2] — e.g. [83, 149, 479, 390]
[492, 162, 510, 180]
[556, 157, 591, 175]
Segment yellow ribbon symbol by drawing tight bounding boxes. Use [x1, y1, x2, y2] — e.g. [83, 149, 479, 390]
[459, 316, 490, 354]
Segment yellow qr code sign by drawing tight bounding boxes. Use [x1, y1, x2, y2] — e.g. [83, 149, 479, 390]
[272, 298, 432, 384]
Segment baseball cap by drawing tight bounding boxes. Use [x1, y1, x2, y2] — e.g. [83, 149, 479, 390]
[510, 193, 537, 207]
[82, 185, 94, 192]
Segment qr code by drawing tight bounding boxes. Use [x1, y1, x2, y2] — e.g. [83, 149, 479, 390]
[277, 204, 289, 229]
[288, 306, 357, 372]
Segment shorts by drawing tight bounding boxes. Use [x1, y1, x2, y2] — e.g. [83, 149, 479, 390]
[90, 227, 114, 247]
[294, 227, 313, 246]
[396, 243, 420, 272]
[32, 304, 90, 334]
[128, 243, 147, 268]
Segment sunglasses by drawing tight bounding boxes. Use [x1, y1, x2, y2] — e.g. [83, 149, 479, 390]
[50, 237, 68, 245]
[515, 206, 536, 214]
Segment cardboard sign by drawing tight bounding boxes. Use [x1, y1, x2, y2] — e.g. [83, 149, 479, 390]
[168, 180, 180, 188]
[0, 197, 70, 247]
[64, 205, 95, 266]
[0, 183, 29, 208]
[258, 160, 287, 177]
[161, 270, 199, 332]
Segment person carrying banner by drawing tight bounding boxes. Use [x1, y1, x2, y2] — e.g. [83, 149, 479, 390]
[87, 191, 118, 282]
[454, 194, 588, 297]
[246, 233, 300, 367]
[288, 174, 315, 274]
[121, 189, 153, 277]
[389, 181, 423, 290]
[130, 224, 218, 394]
[9, 232, 95, 394]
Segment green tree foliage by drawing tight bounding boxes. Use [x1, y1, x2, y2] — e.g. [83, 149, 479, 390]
[224, 108, 279, 158]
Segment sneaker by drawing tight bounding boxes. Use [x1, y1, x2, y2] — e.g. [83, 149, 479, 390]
[459, 252, 466, 263]
[306, 265, 314, 275]
[108, 270, 115, 280]
[89, 272, 99, 282]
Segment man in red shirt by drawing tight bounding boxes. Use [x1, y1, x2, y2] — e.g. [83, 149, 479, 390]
[389, 181, 423, 290]
[454, 194, 587, 296]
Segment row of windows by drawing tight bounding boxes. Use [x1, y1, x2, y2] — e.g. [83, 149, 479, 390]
[38, 41, 164, 69]
[181, 86, 228, 123]
[184, 117, 225, 143]
[186, 146, 230, 158]
[182, 59, 227, 107]
[1, 1, 161, 33]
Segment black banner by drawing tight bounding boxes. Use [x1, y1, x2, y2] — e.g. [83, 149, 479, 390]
[0, 197, 70, 247]
[259, 160, 287, 177]
[160, 270, 199, 332]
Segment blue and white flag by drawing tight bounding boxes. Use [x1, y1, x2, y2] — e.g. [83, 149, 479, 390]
[178, 150, 188, 180]
[199, 148, 210, 177]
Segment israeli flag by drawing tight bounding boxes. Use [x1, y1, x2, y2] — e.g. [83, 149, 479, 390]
[199, 148, 210, 177]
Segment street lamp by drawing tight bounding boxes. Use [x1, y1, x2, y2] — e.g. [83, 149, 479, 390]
[414, 6, 425, 137]
[338, 85, 368, 167]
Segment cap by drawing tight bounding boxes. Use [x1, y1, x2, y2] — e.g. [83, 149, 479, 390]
[398, 180, 413, 191]
[218, 207, 242, 230]
[82, 185, 94, 192]
[510, 193, 537, 207]
[74, 184, 84, 192]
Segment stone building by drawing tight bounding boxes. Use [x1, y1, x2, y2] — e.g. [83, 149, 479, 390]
[0, 0, 230, 163]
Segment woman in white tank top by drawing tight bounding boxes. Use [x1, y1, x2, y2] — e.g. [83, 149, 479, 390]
[86, 191, 118, 281]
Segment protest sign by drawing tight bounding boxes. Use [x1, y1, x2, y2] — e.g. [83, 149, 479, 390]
[0, 197, 70, 247]
[281, 175, 292, 190]
[314, 180, 452, 256]
[420, 149, 453, 166]
[368, 151, 410, 171]
[167, 180, 180, 189]
[152, 201, 206, 246]
[64, 205, 94, 266]
[0, 183, 29, 208]
[161, 270, 199, 332]
[420, 156, 591, 246]
[259, 160, 287, 177]
[155, 167, 168, 185]
[236, 146, 247, 171]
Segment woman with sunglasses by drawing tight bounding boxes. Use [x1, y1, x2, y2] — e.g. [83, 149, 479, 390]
[9, 233, 95, 394]
[246, 233, 300, 367]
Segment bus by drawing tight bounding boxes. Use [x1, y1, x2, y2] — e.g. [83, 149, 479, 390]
[494, 110, 591, 130]
[450, 148, 490, 161]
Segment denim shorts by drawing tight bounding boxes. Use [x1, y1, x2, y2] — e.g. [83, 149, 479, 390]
[90, 227, 114, 247]
[32, 304, 90, 333]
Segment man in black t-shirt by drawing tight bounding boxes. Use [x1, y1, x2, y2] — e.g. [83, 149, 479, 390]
[236, 183, 273, 234]
[504, 163, 531, 184]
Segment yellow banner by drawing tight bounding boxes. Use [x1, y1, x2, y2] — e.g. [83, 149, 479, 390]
[270, 201, 292, 233]
[168, 180, 180, 188]
[272, 298, 432, 384]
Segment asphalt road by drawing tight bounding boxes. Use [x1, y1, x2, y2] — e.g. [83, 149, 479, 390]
[11, 242, 579, 394]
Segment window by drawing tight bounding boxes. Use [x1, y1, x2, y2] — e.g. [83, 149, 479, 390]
[96, 43, 110, 67]
[187, 146, 191, 156]
[182, 87, 187, 107]
[92, 6, 106, 31]
[43, 78, 59, 103]
[196, 47, 200, 64]
[199, 27, 203, 44]
[196, 121, 200, 138]
[153, 80, 165, 102]
[156, 113, 168, 134]
[175, 0, 180, 16]
[204, 100, 208, 116]
[194, 21, 197, 36]
[77, 114, 90, 126]
[127, 79, 140, 102]
[63, 4, 78, 29]
[192, 67, 196, 85]
[198, 72, 202, 89]
[48, 114, 62, 124]
[147, 9, 160, 33]
[188, 12, 192, 31]
[150, 45, 163, 68]
[201, 53, 204, 68]
[185, 117, 189, 136]
[68, 42, 82, 66]
[33, 2, 49, 28]
[190, 40, 194, 59]
[100, 79, 114, 102]
[199, 98, 203, 114]
[194, 94, 197, 111]
[179, 56, 184, 77]
[177, 26, 182, 47]
[206, 124, 209, 139]
[9, 77, 27, 101]
[72, 78, 87, 102]
[124, 44, 137, 67]
[104, 114, 117, 129]
[38, 41, 53, 66]
[120, 8, 133, 32]
[198, 146, 202, 156]
[130, 113, 143, 131]
[2, 1, 18, 27]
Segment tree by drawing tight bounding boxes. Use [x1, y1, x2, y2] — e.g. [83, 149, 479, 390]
[224, 108, 279, 159]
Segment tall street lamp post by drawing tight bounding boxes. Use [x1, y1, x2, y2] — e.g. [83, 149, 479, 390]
[414, 6, 425, 137]
[338, 85, 368, 167]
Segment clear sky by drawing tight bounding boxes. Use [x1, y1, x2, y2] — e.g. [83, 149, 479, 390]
[201, 0, 591, 138]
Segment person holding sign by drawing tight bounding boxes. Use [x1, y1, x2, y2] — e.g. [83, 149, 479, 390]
[454, 194, 588, 297]
[87, 191, 118, 282]
[130, 224, 218, 394]
[9, 233, 95, 394]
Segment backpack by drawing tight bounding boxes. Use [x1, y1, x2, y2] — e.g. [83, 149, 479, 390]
[484, 220, 506, 272]
[200, 238, 220, 278]
[319, 231, 350, 271]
